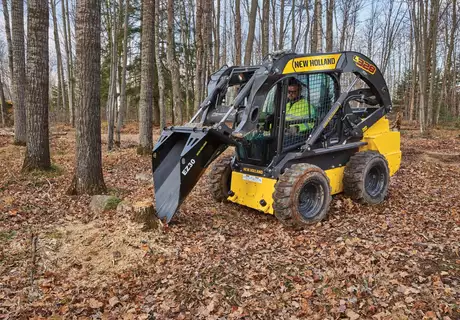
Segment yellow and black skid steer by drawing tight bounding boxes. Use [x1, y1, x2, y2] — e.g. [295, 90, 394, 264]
[152, 51, 401, 227]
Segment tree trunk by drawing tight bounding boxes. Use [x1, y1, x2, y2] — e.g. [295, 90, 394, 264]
[167, 0, 183, 124]
[221, 0, 227, 65]
[116, 0, 129, 147]
[2, 0, 14, 84]
[23, 0, 51, 171]
[107, 2, 118, 151]
[278, 0, 285, 49]
[213, 0, 220, 69]
[194, 0, 204, 112]
[155, 0, 166, 129]
[51, 0, 68, 121]
[291, 0, 295, 51]
[11, 0, 27, 145]
[68, 0, 106, 195]
[271, 0, 277, 51]
[0, 73, 6, 127]
[243, 0, 258, 65]
[62, 0, 75, 126]
[325, 0, 333, 51]
[138, 0, 155, 154]
[235, 0, 241, 64]
[303, 0, 310, 53]
[426, 0, 439, 127]
[262, 0, 269, 57]
[311, 0, 322, 53]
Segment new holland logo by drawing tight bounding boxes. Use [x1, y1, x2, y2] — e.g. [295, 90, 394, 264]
[283, 54, 341, 74]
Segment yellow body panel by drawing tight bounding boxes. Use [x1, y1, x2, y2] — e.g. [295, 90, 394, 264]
[325, 167, 345, 195]
[228, 172, 277, 214]
[359, 117, 401, 176]
[228, 116, 401, 213]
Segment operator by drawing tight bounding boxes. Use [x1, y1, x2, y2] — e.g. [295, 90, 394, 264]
[286, 79, 316, 134]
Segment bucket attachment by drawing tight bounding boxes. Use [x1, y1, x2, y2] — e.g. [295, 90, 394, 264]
[152, 127, 231, 223]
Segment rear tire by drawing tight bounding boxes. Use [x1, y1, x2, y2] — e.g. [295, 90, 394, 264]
[209, 155, 233, 202]
[273, 164, 332, 228]
[343, 151, 389, 204]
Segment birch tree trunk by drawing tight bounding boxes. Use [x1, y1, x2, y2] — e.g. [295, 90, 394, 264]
[138, 0, 155, 154]
[243, 0, 258, 65]
[11, 0, 27, 145]
[116, 0, 129, 147]
[23, 0, 50, 171]
[68, 0, 106, 195]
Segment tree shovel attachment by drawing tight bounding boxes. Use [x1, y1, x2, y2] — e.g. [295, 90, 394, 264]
[152, 126, 231, 223]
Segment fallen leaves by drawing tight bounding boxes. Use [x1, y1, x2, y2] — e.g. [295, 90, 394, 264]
[1, 127, 460, 319]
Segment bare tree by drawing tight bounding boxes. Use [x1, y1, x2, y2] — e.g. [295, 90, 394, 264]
[167, 0, 183, 123]
[262, 0, 269, 57]
[23, 0, 50, 171]
[310, 0, 322, 52]
[235, 0, 241, 64]
[155, 0, 166, 128]
[62, 0, 75, 126]
[68, 0, 106, 194]
[194, 0, 204, 111]
[138, 0, 155, 154]
[11, 0, 27, 145]
[51, 0, 68, 117]
[2, 0, 14, 82]
[243, 0, 258, 65]
[115, 0, 129, 147]
[278, 0, 285, 49]
[326, 0, 334, 51]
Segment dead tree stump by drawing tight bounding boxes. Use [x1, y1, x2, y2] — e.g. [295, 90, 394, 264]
[132, 201, 161, 231]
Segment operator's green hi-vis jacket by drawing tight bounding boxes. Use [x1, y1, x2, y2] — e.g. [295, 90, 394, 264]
[286, 98, 316, 132]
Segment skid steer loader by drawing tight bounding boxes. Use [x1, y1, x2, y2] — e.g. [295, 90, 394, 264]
[152, 51, 401, 227]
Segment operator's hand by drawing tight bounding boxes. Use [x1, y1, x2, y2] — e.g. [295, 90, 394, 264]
[286, 125, 299, 135]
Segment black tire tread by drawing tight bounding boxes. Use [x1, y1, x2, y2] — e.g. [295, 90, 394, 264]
[209, 155, 233, 202]
[343, 151, 389, 204]
[273, 163, 331, 228]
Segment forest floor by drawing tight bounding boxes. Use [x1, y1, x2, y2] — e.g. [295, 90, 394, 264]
[0, 122, 459, 320]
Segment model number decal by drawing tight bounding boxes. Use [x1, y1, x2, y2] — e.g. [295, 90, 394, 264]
[353, 56, 376, 75]
[182, 159, 196, 176]
[243, 174, 262, 184]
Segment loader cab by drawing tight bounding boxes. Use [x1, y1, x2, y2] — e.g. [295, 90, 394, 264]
[236, 72, 340, 166]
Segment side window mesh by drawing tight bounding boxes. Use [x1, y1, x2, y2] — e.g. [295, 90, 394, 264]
[283, 74, 336, 150]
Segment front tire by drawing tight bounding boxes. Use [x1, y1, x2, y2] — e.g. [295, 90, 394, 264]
[208, 155, 233, 202]
[273, 164, 332, 228]
[343, 151, 389, 204]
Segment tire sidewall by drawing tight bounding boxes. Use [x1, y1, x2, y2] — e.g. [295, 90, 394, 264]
[362, 156, 389, 203]
[291, 170, 331, 224]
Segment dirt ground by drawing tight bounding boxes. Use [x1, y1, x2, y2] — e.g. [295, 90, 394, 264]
[0, 123, 459, 319]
